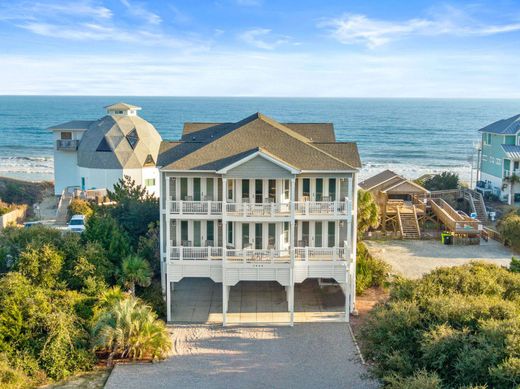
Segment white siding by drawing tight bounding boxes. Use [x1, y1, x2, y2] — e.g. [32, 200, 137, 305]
[226, 156, 293, 179]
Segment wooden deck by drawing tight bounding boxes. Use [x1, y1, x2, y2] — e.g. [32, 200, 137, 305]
[430, 198, 481, 235]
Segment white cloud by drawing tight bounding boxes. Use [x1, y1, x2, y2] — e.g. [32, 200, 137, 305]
[1, 50, 519, 98]
[239, 28, 290, 50]
[320, 9, 520, 48]
[120, 0, 161, 25]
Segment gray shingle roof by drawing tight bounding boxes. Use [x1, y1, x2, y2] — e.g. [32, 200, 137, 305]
[159, 113, 361, 171]
[359, 169, 429, 194]
[48, 120, 94, 131]
[359, 169, 398, 190]
[502, 144, 520, 160]
[478, 114, 520, 135]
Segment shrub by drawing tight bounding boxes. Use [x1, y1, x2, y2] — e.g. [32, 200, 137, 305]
[384, 370, 443, 389]
[91, 296, 171, 361]
[0, 353, 32, 389]
[67, 198, 93, 220]
[510, 257, 520, 273]
[497, 211, 520, 251]
[361, 262, 520, 388]
[357, 189, 379, 236]
[420, 172, 459, 191]
[137, 280, 166, 319]
[119, 255, 152, 295]
[15, 244, 64, 289]
[356, 242, 389, 294]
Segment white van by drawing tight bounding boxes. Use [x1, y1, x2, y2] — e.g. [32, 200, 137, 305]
[68, 214, 86, 233]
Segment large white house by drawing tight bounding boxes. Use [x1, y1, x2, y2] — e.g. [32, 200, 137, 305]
[157, 113, 361, 325]
[49, 103, 162, 196]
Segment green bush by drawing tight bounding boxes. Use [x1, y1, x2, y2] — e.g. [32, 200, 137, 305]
[497, 211, 520, 251]
[356, 242, 390, 294]
[67, 198, 93, 220]
[361, 262, 520, 388]
[510, 257, 520, 273]
[419, 172, 459, 191]
[91, 295, 171, 361]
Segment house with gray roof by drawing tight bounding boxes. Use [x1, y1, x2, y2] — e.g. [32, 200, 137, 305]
[158, 112, 361, 325]
[478, 114, 520, 204]
[49, 103, 162, 196]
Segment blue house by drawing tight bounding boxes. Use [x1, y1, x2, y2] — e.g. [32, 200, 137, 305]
[478, 114, 520, 204]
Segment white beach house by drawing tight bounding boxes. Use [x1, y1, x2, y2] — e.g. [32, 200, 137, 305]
[158, 113, 361, 325]
[49, 103, 162, 196]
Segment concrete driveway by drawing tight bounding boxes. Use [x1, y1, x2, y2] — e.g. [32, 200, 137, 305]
[105, 324, 378, 389]
[365, 239, 513, 279]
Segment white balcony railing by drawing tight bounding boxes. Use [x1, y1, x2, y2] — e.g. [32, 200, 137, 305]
[170, 246, 223, 260]
[225, 248, 291, 264]
[294, 200, 351, 217]
[226, 202, 291, 217]
[56, 139, 79, 151]
[294, 247, 346, 261]
[170, 201, 222, 215]
[169, 246, 350, 263]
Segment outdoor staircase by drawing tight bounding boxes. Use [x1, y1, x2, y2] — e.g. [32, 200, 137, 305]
[55, 190, 72, 225]
[397, 207, 421, 239]
[463, 189, 488, 223]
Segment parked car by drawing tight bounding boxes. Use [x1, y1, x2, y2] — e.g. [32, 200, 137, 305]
[24, 221, 43, 228]
[68, 214, 86, 233]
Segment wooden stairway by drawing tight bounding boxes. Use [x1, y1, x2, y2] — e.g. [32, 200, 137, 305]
[463, 189, 488, 223]
[397, 206, 421, 239]
[55, 190, 72, 225]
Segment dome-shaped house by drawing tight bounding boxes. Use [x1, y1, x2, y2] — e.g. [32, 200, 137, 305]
[49, 103, 162, 195]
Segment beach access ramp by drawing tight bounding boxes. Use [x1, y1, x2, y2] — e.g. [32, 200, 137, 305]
[429, 198, 481, 235]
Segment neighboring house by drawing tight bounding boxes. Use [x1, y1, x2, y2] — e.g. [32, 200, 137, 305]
[48, 103, 162, 196]
[478, 114, 520, 203]
[359, 170, 429, 239]
[157, 113, 361, 325]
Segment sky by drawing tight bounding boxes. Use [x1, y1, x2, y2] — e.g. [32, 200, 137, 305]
[0, 0, 520, 97]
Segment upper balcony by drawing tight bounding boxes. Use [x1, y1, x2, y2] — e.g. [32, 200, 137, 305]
[56, 139, 80, 151]
[168, 199, 352, 219]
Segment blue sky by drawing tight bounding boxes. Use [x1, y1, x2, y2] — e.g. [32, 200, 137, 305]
[1, 0, 520, 97]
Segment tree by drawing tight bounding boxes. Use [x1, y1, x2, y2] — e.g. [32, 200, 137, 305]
[83, 215, 131, 266]
[421, 172, 459, 191]
[16, 244, 64, 289]
[106, 176, 159, 244]
[497, 211, 520, 251]
[119, 256, 152, 295]
[503, 173, 520, 206]
[67, 198, 93, 220]
[91, 296, 171, 362]
[357, 189, 379, 237]
[510, 257, 520, 273]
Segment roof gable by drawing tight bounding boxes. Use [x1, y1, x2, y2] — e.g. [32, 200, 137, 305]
[218, 149, 300, 175]
[478, 114, 520, 135]
[160, 113, 361, 171]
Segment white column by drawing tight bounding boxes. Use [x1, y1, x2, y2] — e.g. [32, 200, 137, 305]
[350, 173, 359, 312]
[165, 176, 171, 257]
[223, 285, 229, 326]
[288, 284, 294, 326]
[343, 281, 350, 322]
[159, 173, 165, 294]
[166, 278, 172, 322]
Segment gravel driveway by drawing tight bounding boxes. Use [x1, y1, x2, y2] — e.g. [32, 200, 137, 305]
[105, 324, 377, 389]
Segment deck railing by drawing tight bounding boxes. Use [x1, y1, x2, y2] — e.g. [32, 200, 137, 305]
[294, 246, 346, 261]
[225, 202, 291, 217]
[56, 139, 79, 151]
[225, 249, 291, 264]
[170, 201, 223, 215]
[169, 246, 350, 262]
[294, 200, 351, 217]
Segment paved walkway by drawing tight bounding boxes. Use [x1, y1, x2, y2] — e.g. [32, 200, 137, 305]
[171, 279, 346, 324]
[105, 324, 378, 389]
[365, 239, 513, 279]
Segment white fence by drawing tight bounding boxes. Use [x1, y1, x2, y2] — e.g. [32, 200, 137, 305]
[0, 206, 27, 229]
[226, 202, 291, 217]
[170, 201, 223, 215]
[294, 200, 351, 217]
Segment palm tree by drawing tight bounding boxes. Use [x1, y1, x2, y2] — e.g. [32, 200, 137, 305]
[357, 189, 380, 237]
[91, 296, 171, 362]
[504, 173, 520, 205]
[119, 256, 152, 295]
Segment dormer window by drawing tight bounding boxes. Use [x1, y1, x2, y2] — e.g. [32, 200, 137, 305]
[126, 129, 139, 149]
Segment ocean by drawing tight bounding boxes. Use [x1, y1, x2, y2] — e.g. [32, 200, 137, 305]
[0, 96, 519, 183]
